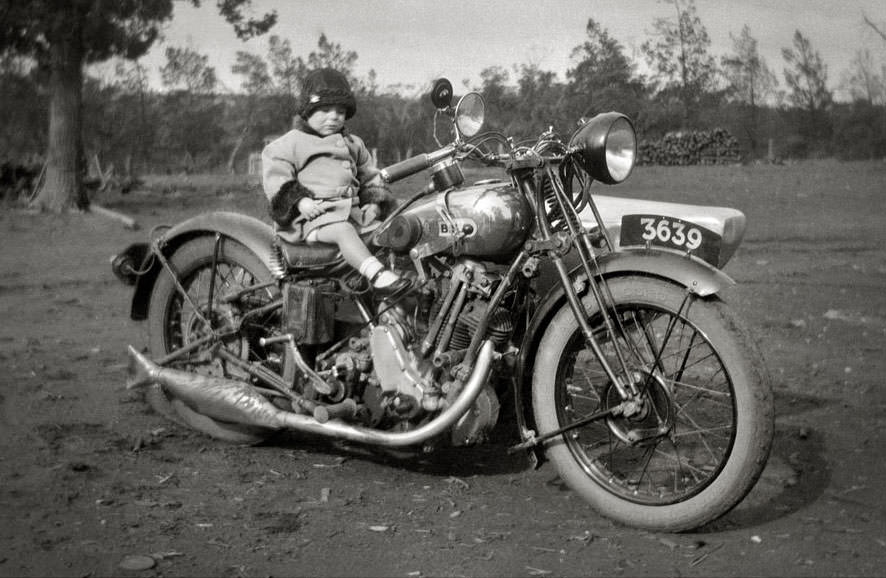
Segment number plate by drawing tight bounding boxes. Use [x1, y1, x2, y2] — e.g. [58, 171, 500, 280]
[619, 215, 722, 266]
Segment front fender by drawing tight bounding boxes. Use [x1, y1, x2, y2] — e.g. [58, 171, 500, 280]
[514, 248, 734, 431]
[129, 211, 275, 320]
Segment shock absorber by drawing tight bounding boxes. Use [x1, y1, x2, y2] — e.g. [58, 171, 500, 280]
[268, 240, 287, 280]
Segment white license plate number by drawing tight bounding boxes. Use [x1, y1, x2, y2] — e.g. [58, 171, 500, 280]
[619, 215, 721, 266]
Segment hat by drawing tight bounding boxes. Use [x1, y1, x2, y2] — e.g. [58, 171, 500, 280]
[299, 68, 356, 120]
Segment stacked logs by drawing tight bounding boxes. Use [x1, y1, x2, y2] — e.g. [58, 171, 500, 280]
[638, 128, 742, 166]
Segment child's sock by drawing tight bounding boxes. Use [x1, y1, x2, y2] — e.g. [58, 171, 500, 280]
[358, 257, 400, 288]
[372, 270, 401, 288]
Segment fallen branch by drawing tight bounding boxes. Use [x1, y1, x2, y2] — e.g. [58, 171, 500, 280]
[90, 203, 139, 230]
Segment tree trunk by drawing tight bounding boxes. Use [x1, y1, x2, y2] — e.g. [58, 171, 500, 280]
[227, 115, 253, 174]
[30, 10, 86, 213]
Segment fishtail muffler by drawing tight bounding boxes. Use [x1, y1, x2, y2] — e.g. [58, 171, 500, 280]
[126, 341, 495, 448]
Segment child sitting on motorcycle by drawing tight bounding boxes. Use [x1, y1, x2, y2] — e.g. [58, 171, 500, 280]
[261, 68, 408, 295]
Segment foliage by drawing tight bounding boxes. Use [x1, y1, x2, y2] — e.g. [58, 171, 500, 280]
[0, 0, 276, 211]
[831, 102, 886, 160]
[782, 30, 832, 114]
[0, 55, 46, 162]
[721, 25, 779, 156]
[567, 18, 646, 122]
[722, 25, 778, 108]
[161, 47, 218, 93]
[641, 0, 718, 124]
[782, 30, 833, 145]
[841, 49, 886, 106]
[2, 4, 886, 191]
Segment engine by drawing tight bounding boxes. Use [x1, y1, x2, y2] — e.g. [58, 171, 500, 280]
[302, 258, 516, 446]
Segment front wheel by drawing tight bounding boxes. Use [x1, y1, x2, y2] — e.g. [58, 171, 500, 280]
[531, 276, 773, 532]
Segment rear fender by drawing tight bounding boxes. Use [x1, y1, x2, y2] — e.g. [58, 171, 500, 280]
[129, 211, 275, 320]
[514, 248, 734, 435]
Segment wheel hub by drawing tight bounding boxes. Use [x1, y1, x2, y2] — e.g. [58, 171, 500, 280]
[182, 303, 250, 377]
[604, 372, 673, 445]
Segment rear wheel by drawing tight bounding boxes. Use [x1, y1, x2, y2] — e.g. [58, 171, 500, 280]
[532, 276, 773, 531]
[146, 236, 283, 443]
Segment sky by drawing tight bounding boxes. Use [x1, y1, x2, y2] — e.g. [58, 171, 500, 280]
[133, 0, 886, 99]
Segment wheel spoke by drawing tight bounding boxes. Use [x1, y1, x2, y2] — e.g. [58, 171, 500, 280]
[163, 253, 279, 378]
[556, 298, 736, 505]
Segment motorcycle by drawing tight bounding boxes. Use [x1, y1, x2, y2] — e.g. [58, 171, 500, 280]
[112, 78, 773, 532]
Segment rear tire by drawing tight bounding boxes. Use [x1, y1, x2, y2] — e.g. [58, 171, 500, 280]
[531, 276, 773, 531]
[146, 236, 281, 444]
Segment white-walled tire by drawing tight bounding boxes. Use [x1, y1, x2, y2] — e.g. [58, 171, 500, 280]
[532, 276, 773, 532]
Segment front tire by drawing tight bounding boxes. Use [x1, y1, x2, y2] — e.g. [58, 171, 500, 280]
[531, 276, 773, 531]
[146, 236, 281, 444]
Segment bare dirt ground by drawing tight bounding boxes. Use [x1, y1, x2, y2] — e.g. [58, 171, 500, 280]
[1, 160, 885, 577]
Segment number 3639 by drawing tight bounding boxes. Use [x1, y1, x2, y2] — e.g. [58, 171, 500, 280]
[619, 214, 721, 266]
[639, 217, 703, 250]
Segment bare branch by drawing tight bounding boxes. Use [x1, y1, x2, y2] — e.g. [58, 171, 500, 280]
[863, 13, 886, 43]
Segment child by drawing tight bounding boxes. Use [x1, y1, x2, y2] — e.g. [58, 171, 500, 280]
[262, 68, 408, 295]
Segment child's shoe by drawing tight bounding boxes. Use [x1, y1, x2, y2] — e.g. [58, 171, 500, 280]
[370, 269, 412, 297]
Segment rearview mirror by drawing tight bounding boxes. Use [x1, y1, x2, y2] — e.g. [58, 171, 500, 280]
[430, 78, 454, 109]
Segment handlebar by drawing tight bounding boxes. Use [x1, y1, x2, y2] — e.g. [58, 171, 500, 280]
[380, 155, 431, 183]
[378, 136, 566, 184]
[380, 145, 457, 183]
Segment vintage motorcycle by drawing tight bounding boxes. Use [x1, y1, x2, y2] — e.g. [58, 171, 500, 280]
[112, 78, 773, 532]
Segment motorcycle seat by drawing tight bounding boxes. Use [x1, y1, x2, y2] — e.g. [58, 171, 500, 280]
[278, 239, 340, 268]
[276, 225, 379, 269]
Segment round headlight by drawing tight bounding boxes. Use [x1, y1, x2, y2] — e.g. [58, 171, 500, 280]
[454, 92, 485, 138]
[568, 112, 637, 184]
[604, 116, 636, 183]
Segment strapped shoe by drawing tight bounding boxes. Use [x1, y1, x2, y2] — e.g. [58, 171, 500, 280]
[370, 270, 413, 298]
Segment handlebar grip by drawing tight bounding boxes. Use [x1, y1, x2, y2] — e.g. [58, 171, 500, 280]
[380, 154, 430, 183]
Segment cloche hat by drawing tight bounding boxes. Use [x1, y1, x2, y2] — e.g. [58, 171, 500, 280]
[299, 68, 356, 120]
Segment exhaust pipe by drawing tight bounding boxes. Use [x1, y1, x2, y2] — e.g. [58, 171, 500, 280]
[127, 346, 296, 429]
[126, 340, 495, 448]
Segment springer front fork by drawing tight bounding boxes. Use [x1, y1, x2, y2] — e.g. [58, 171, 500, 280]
[512, 166, 693, 451]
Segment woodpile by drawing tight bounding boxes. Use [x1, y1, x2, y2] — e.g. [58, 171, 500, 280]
[638, 128, 742, 166]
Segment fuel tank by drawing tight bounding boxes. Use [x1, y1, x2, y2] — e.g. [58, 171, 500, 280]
[374, 181, 532, 261]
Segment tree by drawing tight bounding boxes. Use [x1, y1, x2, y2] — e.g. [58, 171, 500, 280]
[841, 49, 885, 105]
[0, 54, 46, 164]
[567, 18, 646, 122]
[782, 30, 832, 143]
[515, 63, 564, 133]
[228, 51, 271, 173]
[721, 25, 778, 155]
[233, 51, 273, 95]
[266, 35, 305, 108]
[641, 0, 718, 124]
[476, 66, 515, 131]
[161, 46, 218, 93]
[306, 34, 358, 80]
[159, 46, 225, 170]
[722, 25, 777, 108]
[113, 59, 156, 174]
[0, 0, 276, 212]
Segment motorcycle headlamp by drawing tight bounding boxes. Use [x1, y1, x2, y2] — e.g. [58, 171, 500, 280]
[454, 92, 485, 138]
[567, 112, 637, 184]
